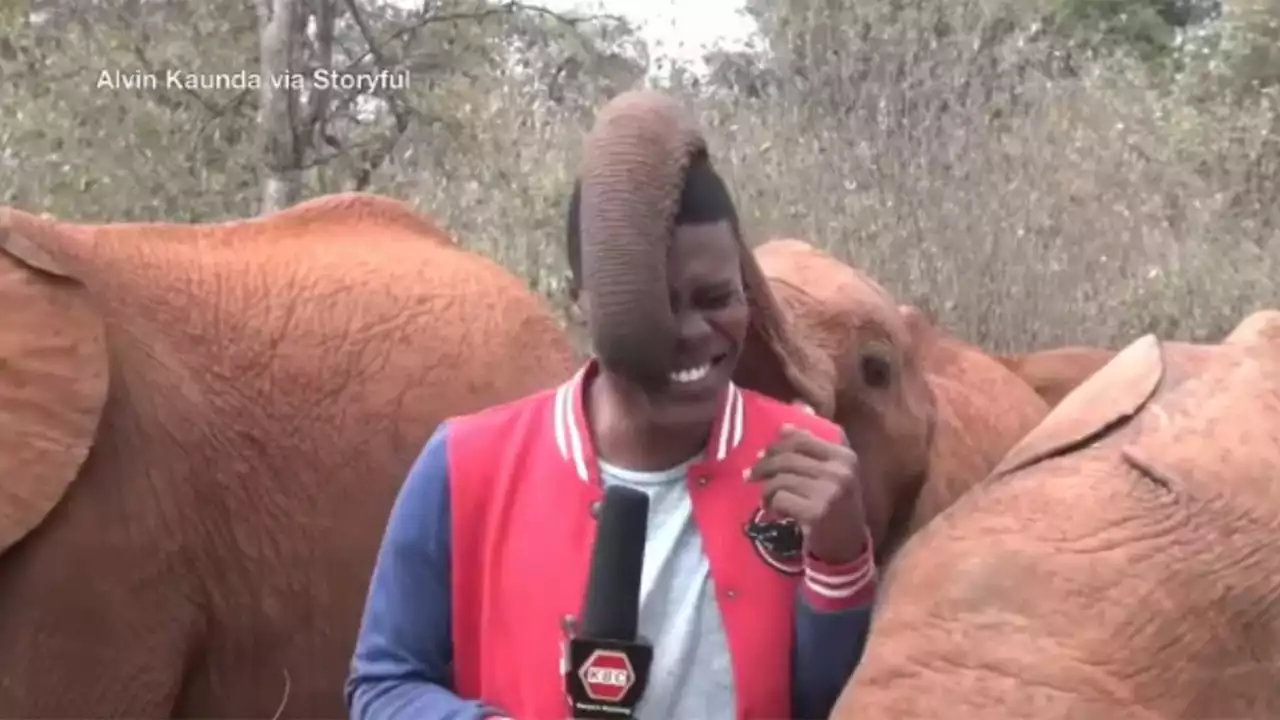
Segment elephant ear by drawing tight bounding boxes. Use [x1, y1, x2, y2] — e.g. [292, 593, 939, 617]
[1224, 309, 1280, 346]
[991, 334, 1163, 479]
[1121, 344, 1280, 511]
[898, 304, 966, 379]
[898, 304, 935, 345]
[733, 247, 837, 418]
[0, 209, 108, 554]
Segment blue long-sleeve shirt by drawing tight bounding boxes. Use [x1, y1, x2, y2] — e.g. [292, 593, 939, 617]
[345, 421, 874, 719]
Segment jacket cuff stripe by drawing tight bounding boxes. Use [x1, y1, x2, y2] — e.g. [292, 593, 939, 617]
[801, 530, 876, 611]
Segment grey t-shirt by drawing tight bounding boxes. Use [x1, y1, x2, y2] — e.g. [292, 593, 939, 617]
[598, 457, 736, 720]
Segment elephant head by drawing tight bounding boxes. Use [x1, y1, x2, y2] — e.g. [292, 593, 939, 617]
[740, 241, 1052, 563]
[995, 345, 1119, 408]
[742, 239, 937, 560]
[833, 312, 1280, 719]
[0, 193, 575, 716]
[895, 303, 1049, 533]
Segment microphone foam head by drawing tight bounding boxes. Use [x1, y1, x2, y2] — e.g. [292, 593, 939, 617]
[579, 484, 650, 640]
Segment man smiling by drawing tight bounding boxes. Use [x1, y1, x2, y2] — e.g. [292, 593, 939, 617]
[345, 89, 878, 720]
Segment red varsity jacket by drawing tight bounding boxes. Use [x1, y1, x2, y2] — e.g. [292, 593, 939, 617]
[446, 361, 874, 719]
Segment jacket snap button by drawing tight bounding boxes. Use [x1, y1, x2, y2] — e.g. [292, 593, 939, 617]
[726, 590, 737, 599]
[589, 501, 601, 518]
[697, 476, 708, 486]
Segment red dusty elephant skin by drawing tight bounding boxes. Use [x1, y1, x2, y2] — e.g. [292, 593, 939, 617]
[997, 309, 1280, 409]
[743, 239, 1049, 563]
[995, 345, 1119, 408]
[1225, 308, 1280, 345]
[0, 193, 575, 717]
[896, 304, 1049, 536]
[833, 309, 1280, 720]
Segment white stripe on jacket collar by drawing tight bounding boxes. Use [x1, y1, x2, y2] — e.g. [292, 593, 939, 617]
[552, 365, 745, 482]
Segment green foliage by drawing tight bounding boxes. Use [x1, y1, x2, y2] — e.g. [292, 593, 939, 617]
[2, 0, 261, 220]
[0, 0, 640, 224]
[1048, 0, 1219, 62]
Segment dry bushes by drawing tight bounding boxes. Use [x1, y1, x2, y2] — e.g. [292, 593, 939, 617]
[3, 4, 1273, 351]
[379, 6, 1279, 352]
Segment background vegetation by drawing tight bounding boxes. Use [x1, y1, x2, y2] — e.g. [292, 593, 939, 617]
[2, 0, 1277, 350]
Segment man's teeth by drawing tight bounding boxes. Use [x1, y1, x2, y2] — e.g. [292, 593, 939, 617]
[670, 363, 712, 383]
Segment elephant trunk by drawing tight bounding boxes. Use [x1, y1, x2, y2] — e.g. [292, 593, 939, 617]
[577, 91, 706, 389]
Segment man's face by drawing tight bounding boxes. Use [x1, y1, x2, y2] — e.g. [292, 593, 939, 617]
[579, 220, 751, 428]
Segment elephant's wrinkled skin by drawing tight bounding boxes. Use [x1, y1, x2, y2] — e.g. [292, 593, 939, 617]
[743, 239, 1048, 561]
[0, 193, 575, 717]
[996, 345, 1118, 407]
[833, 310, 1280, 720]
[897, 304, 1049, 533]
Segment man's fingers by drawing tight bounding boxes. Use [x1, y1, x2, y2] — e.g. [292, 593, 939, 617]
[761, 425, 850, 462]
[759, 472, 810, 507]
[758, 426, 804, 458]
[748, 451, 829, 483]
[767, 487, 821, 527]
[760, 472, 839, 516]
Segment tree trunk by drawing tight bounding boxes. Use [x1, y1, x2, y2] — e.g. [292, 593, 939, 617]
[256, 0, 302, 213]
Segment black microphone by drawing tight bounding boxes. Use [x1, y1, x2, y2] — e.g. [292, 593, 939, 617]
[564, 484, 654, 719]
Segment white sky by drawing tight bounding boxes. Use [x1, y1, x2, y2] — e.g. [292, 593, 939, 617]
[383, 0, 758, 73]
[542, 0, 757, 64]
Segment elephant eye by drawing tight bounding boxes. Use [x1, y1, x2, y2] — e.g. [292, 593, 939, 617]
[859, 352, 894, 389]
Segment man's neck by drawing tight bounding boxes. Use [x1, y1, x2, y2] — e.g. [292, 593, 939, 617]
[586, 370, 708, 472]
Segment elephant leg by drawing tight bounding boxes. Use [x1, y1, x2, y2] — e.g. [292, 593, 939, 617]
[0, 550, 202, 715]
[0, 445, 206, 715]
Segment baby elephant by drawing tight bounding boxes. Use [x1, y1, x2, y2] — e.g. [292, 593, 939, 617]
[835, 309, 1280, 720]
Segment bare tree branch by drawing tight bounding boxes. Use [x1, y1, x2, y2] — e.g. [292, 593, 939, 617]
[339, 0, 412, 190]
[258, 0, 303, 212]
[128, 44, 253, 116]
[341, 0, 624, 71]
[303, 0, 337, 151]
